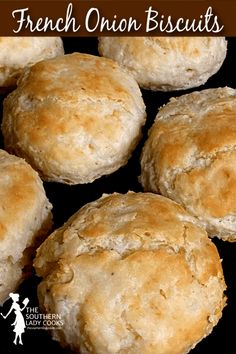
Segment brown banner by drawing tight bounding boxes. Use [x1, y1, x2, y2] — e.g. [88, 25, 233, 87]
[0, 1, 235, 36]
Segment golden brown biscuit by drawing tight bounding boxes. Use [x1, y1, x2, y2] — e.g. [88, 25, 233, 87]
[34, 192, 226, 354]
[141, 87, 236, 241]
[0, 149, 52, 304]
[0, 37, 64, 90]
[2, 53, 146, 184]
[99, 37, 227, 91]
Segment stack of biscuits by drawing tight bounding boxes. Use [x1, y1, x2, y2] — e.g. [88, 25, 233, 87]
[1, 36, 235, 354]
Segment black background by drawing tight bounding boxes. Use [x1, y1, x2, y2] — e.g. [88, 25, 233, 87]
[0, 37, 236, 354]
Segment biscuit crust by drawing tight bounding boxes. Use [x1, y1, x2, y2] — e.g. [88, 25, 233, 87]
[34, 192, 226, 354]
[0, 37, 64, 89]
[141, 87, 236, 240]
[0, 150, 52, 304]
[99, 37, 227, 91]
[2, 53, 146, 184]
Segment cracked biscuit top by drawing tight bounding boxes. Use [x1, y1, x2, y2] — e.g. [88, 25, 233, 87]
[34, 192, 226, 354]
[2, 53, 146, 184]
[141, 87, 236, 240]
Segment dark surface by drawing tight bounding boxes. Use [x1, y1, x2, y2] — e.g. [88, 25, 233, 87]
[0, 37, 236, 354]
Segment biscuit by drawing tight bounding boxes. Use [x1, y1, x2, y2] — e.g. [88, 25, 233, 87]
[0, 37, 64, 91]
[0, 149, 52, 304]
[2, 53, 146, 184]
[34, 192, 226, 354]
[98, 37, 227, 91]
[141, 87, 236, 241]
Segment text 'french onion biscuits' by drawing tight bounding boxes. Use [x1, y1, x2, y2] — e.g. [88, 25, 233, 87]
[34, 192, 226, 354]
[2, 53, 146, 184]
[98, 37, 227, 91]
[0, 149, 52, 305]
[0, 37, 64, 91]
[140, 87, 236, 241]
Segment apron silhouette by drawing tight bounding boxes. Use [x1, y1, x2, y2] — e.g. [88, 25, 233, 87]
[1, 293, 29, 345]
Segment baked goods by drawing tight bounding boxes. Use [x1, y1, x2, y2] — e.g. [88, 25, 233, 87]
[34, 192, 226, 354]
[0, 37, 64, 90]
[0, 149, 52, 304]
[2, 53, 146, 184]
[98, 37, 227, 91]
[141, 87, 236, 241]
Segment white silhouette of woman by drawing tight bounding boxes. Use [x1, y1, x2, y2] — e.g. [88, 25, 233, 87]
[1, 293, 29, 345]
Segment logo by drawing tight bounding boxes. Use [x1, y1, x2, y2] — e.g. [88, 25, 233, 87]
[1, 292, 63, 346]
[0, 292, 29, 345]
